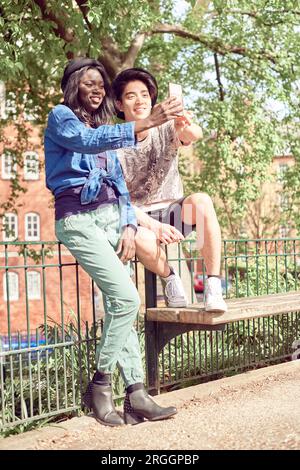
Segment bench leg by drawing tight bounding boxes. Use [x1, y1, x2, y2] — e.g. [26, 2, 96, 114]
[144, 267, 226, 394]
[144, 269, 160, 395]
[145, 320, 160, 396]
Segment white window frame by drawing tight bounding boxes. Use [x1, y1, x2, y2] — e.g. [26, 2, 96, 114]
[1, 153, 17, 180]
[279, 225, 289, 238]
[3, 272, 19, 301]
[25, 212, 40, 241]
[280, 193, 289, 211]
[4, 92, 17, 120]
[24, 151, 39, 180]
[27, 271, 41, 300]
[2, 213, 18, 241]
[277, 163, 288, 182]
[0, 81, 6, 119]
[239, 222, 248, 238]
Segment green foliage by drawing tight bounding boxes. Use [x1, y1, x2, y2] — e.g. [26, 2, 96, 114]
[1, 1, 300, 233]
[17, 244, 54, 263]
[282, 140, 300, 232]
[230, 257, 298, 298]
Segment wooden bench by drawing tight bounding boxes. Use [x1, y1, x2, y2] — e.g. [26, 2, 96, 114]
[144, 268, 300, 395]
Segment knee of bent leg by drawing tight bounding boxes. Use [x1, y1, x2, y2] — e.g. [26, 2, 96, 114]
[106, 287, 141, 317]
[135, 226, 157, 246]
[131, 289, 141, 312]
[190, 192, 213, 208]
[188, 192, 214, 218]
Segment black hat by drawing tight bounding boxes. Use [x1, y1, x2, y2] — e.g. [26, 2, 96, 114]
[61, 58, 102, 91]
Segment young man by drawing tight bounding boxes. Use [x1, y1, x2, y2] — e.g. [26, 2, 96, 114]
[112, 68, 227, 313]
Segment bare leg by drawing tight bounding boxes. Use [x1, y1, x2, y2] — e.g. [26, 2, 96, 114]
[181, 193, 221, 275]
[135, 226, 170, 277]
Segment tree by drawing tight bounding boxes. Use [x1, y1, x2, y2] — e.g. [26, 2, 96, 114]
[1, 0, 300, 236]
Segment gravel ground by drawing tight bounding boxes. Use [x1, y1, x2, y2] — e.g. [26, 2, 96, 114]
[1, 361, 300, 450]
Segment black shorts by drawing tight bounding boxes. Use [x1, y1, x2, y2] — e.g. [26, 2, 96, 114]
[145, 197, 196, 238]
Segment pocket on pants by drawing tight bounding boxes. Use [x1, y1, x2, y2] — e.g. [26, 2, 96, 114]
[55, 215, 84, 249]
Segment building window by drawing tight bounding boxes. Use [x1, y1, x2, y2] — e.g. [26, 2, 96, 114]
[0, 81, 5, 119]
[239, 222, 248, 238]
[27, 271, 41, 300]
[24, 151, 39, 180]
[2, 213, 18, 241]
[3, 272, 19, 301]
[25, 213, 40, 241]
[1, 153, 16, 179]
[277, 163, 288, 182]
[279, 225, 290, 238]
[280, 194, 290, 212]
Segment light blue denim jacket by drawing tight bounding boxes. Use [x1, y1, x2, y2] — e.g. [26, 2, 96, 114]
[44, 104, 137, 229]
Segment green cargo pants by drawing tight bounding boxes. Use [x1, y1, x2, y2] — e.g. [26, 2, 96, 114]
[55, 203, 144, 387]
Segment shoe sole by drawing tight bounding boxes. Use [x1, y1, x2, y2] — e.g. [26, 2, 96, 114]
[94, 416, 125, 427]
[163, 289, 188, 309]
[164, 296, 188, 308]
[148, 409, 178, 421]
[124, 410, 178, 426]
[167, 303, 188, 308]
[83, 396, 124, 427]
[125, 409, 178, 424]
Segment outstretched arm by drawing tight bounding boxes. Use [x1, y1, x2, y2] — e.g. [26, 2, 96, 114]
[174, 111, 203, 145]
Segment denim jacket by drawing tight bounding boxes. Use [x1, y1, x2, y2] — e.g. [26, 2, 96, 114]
[44, 104, 137, 229]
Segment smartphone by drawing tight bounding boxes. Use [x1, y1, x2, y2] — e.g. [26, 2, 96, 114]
[168, 83, 183, 115]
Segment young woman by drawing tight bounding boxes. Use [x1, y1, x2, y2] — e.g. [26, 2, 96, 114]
[44, 58, 182, 426]
[113, 68, 227, 313]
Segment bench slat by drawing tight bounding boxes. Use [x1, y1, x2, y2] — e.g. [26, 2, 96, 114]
[146, 291, 300, 325]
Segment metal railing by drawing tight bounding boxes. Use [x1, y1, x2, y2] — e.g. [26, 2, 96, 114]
[158, 313, 299, 390]
[0, 238, 299, 433]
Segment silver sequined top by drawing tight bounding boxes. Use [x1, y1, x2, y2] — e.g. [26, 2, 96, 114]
[116, 121, 183, 207]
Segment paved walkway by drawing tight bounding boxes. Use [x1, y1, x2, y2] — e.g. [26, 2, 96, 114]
[1, 361, 300, 450]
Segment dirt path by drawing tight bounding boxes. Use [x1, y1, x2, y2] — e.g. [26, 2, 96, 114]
[1, 361, 300, 450]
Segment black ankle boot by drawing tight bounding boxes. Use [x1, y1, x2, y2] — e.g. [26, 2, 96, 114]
[123, 383, 177, 425]
[83, 371, 124, 427]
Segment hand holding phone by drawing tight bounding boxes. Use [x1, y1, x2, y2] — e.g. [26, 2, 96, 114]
[168, 83, 183, 116]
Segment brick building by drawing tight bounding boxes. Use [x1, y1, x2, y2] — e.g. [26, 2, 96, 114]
[0, 122, 96, 336]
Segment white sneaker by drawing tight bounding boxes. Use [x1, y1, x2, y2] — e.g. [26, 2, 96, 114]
[204, 277, 228, 313]
[161, 269, 188, 308]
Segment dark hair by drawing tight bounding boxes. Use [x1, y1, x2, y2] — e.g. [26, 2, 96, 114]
[112, 68, 158, 120]
[63, 64, 115, 127]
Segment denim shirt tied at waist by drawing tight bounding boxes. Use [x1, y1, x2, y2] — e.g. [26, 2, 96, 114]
[44, 104, 137, 229]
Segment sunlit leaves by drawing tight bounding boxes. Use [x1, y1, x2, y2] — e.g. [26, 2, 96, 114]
[0, 0, 299, 235]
